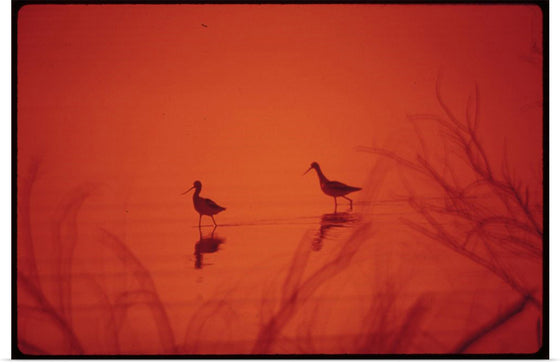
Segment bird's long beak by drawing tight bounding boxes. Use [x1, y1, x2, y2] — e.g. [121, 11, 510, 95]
[182, 186, 195, 195]
[303, 167, 312, 176]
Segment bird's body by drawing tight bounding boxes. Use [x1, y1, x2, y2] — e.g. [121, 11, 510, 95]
[320, 179, 362, 198]
[183, 181, 226, 226]
[305, 162, 361, 209]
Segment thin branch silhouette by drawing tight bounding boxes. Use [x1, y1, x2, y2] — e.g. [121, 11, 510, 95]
[17, 160, 177, 355]
[359, 78, 543, 352]
[453, 294, 531, 353]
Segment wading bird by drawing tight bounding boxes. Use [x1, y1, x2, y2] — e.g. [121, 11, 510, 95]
[183, 180, 226, 227]
[304, 162, 361, 210]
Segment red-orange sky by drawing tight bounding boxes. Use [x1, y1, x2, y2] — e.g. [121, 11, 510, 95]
[17, 4, 543, 356]
[18, 4, 542, 201]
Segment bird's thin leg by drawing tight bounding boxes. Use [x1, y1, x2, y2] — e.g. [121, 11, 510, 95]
[198, 214, 202, 227]
[211, 215, 217, 226]
[342, 196, 353, 210]
[334, 197, 338, 213]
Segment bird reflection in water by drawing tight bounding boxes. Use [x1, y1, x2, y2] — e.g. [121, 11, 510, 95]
[312, 212, 359, 251]
[194, 226, 225, 269]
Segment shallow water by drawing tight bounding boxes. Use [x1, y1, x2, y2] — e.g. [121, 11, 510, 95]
[17, 185, 542, 355]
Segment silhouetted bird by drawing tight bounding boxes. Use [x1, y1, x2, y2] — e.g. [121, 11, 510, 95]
[183, 180, 226, 227]
[304, 162, 361, 210]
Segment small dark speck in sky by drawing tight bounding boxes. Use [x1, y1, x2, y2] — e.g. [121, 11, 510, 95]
[201, 24, 208, 28]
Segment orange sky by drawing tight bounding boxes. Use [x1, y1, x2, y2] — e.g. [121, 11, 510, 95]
[18, 5, 542, 205]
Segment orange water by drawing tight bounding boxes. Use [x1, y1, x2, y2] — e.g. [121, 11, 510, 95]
[17, 4, 543, 355]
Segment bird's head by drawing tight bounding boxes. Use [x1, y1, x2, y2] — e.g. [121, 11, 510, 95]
[182, 180, 202, 195]
[304, 162, 319, 175]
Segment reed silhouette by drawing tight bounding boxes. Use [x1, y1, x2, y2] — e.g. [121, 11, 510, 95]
[250, 156, 394, 355]
[17, 161, 178, 355]
[358, 76, 543, 353]
[194, 226, 225, 269]
[18, 158, 42, 291]
[304, 162, 362, 211]
[356, 285, 431, 354]
[98, 229, 177, 354]
[252, 222, 374, 354]
[182, 181, 226, 227]
[17, 160, 95, 355]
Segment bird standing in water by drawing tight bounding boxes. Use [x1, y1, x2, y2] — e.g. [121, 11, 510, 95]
[304, 162, 362, 210]
[183, 180, 226, 227]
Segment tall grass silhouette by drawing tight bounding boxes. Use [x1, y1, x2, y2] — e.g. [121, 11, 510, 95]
[358, 76, 543, 353]
[251, 156, 397, 354]
[17, 160, 177, 355]
[252, 223, 374, 354]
